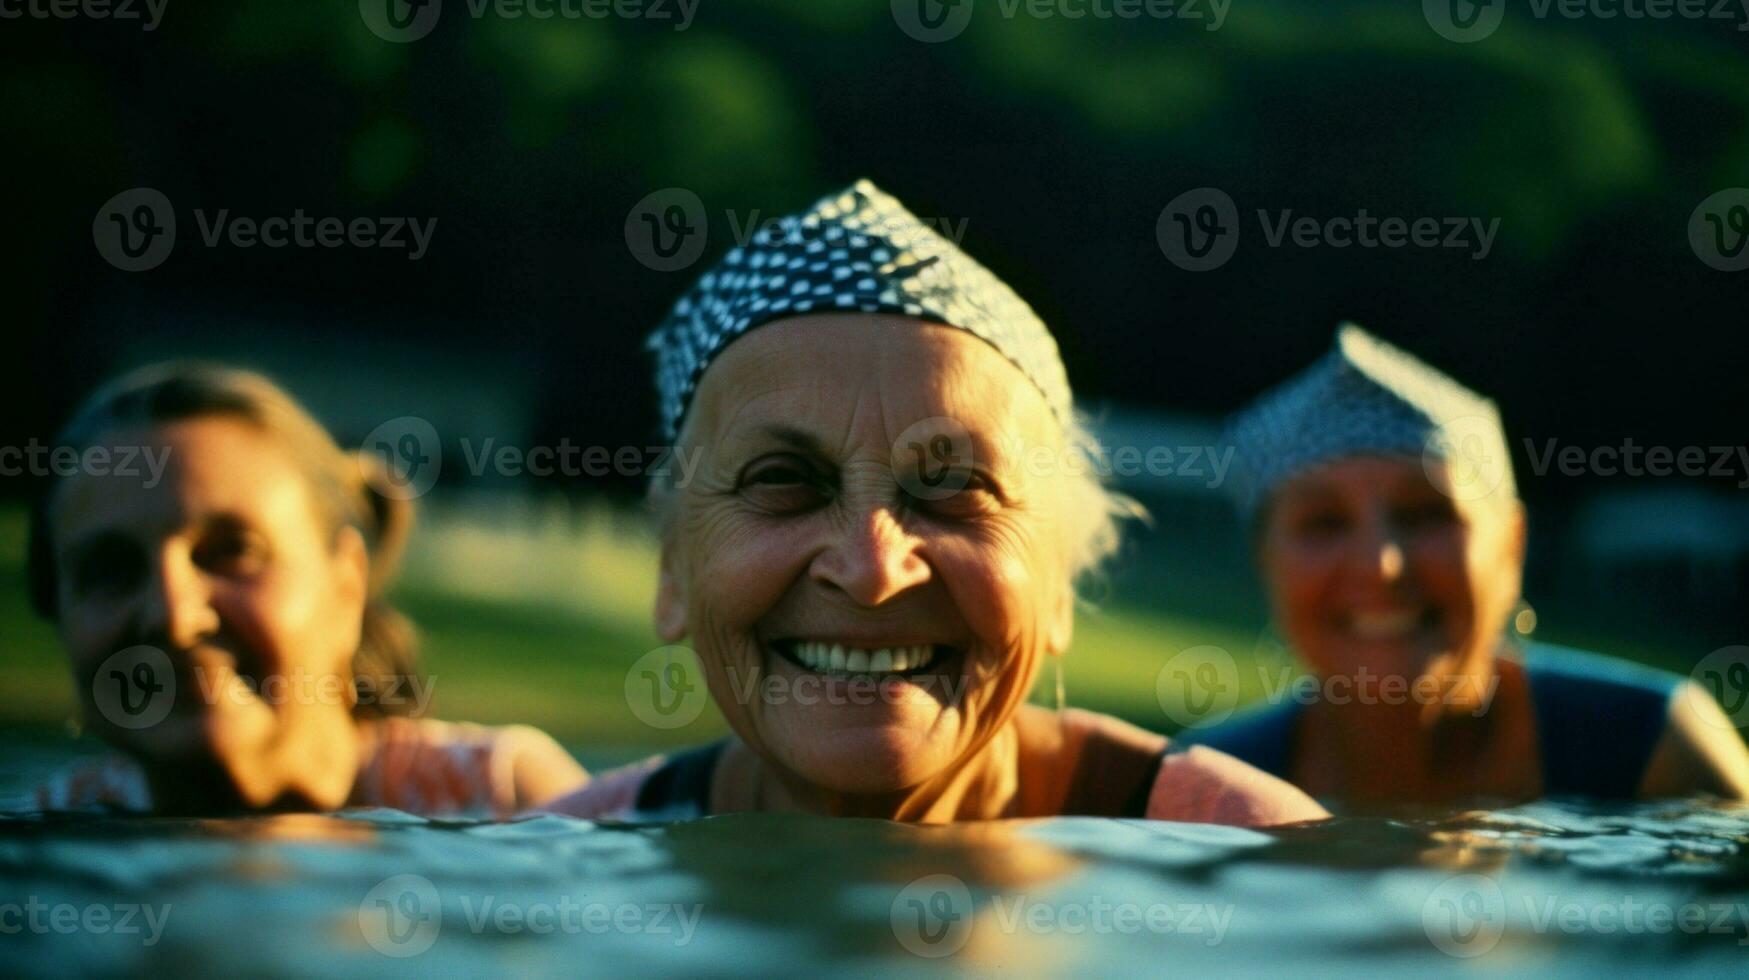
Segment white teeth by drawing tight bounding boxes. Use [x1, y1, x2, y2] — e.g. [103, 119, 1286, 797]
[781, 641, 940, 674]
[1350, 611, 1419, 640]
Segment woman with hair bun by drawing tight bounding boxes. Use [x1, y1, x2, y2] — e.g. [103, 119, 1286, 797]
[24, 363, 587, 817]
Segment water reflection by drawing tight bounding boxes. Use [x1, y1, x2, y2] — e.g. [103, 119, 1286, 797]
[0, 799, 1744, 976]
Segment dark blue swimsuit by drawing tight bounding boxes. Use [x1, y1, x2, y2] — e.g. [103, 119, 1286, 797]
[1178, 643, 1682, 799]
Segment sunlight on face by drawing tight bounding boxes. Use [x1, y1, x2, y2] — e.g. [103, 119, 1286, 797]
[658, 315, 1075, 795]
[50, 417, 367, 793]
[1259, 455, 1524, 698]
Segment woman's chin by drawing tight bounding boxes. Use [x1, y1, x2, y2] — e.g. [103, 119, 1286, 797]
[764, 715, 957, 796]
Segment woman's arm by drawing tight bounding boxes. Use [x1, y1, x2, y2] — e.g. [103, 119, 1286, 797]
[500, 726, 590, 809]
[1637, 682, 1749, 800]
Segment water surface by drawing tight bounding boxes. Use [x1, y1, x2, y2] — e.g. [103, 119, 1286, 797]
[2, 756, 1746, 977]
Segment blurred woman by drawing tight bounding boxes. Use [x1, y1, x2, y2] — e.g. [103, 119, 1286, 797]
[1181, 324, 1749, 807]
[24, 363, 586, 816]
[545, 180, 1328, 827]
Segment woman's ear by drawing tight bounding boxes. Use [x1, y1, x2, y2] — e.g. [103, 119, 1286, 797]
[333, 526, 369, 603]
[331, 526, 371, 656]
[654, 536, 689, 642]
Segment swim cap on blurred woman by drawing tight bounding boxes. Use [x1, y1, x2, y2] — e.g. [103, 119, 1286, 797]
[24, 363, 587, 816]
[1179, 324, 1749, 807]
[545, 180, 1327, 827]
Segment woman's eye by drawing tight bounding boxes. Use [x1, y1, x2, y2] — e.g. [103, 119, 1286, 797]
[905, 474, 1002, 519]
[1292, 509, 1350, 537]
[746, 464, 808, 486]
[739, 456, 828, 511]
[70, 544, 141, 596]
[193, 533, 269, 577]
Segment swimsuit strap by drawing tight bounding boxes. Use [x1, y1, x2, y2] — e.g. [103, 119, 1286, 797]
[633, 739, 728, 819]
[1524, 643, 1679, 799]
[1175, 700, 1304, 780]
[1058, 728, 1176, 819]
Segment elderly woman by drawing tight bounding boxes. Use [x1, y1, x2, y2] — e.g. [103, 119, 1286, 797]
[546, 181, 1325, 826]
[1180, 325, 1749, 807]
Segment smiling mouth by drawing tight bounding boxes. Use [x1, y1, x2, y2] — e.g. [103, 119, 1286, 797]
[769, 640, 958, 678]
[1345, 608, 1440, 641]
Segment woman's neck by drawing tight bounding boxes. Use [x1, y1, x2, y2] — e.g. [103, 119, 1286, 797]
[1297, 657, 1539, 806]
[144, 717, 366, 815]
[713, 723, 1023, 823]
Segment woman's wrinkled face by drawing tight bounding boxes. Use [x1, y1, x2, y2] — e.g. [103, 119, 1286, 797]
[1259, 456, 1524, 701]
[657, 315, 1075, 796]
[50, 417, 368, 786]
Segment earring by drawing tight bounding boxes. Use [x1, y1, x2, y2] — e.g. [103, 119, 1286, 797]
[1053, 655, 1066, 718]
[1498, 599, 1537, 661]
[1511, 600, 1537, 638]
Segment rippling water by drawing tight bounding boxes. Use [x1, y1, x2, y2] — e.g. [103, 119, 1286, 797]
[1, 774, 1746, 976]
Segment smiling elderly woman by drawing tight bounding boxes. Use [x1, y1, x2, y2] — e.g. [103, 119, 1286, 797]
[546, 181, 1326, 827]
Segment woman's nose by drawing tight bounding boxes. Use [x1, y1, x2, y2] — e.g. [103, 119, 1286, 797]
[138, 547, 221, 650]
[810, 504, 932, 607]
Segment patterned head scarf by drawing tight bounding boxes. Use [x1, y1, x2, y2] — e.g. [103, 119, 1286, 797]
[1225, 323, 1516, 521]
[647, 179, 1072, 440]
